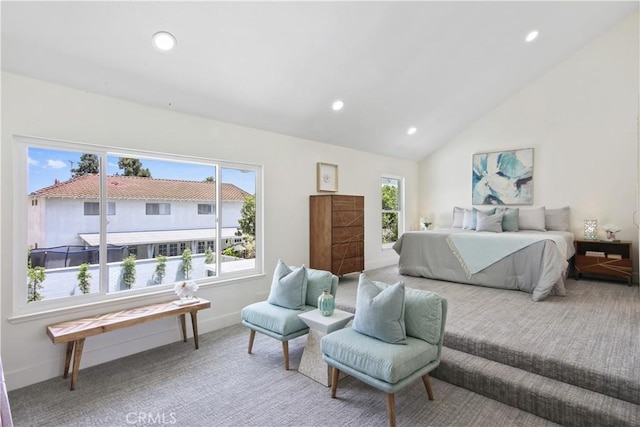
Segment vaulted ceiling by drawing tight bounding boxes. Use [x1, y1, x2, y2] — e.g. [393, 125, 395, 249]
[2, 1, 637, 160]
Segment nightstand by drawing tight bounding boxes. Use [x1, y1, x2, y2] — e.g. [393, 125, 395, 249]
[574, 239, 632, 285]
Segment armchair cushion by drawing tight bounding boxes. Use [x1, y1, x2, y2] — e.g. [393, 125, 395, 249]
[267, 260, 308, 310]
[352, 274, 407, 344]
[241, 301, 313, 338]
[322, 327, 438, 385]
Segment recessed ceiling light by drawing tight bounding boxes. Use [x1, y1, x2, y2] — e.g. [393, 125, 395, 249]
[152, 31, 176, 51]
[332, 100, 344, 111]
[407, 127, 417, 135]
[525, 30, 539, 43]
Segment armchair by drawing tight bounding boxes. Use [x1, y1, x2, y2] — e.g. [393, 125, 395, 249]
[321, 275, 447, 427]
[241, 260, 338, 370]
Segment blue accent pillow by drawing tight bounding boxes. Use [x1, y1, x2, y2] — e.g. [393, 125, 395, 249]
[267, 260, 308, 310]
[497, 207, 520, 232]
[305, 268, 335, 307]
[352, 274, 406, 344]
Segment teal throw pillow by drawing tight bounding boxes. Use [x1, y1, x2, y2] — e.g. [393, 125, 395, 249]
[352, 274, 407, 344]
[267, 260, 308, 310]
[305, 268, 335, 307]
[497, 207, 519, 232]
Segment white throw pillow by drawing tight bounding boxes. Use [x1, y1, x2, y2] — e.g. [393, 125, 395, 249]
[452, 207, 465, 228]
[545, 206, 570, 231]
[518, 207, 547, 231]
[476, 211, 504, 233]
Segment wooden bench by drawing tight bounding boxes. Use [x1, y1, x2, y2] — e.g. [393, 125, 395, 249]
[46, 298, 211, 390]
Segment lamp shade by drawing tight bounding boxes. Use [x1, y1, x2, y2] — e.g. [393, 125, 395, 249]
[584, 219, 598, 240]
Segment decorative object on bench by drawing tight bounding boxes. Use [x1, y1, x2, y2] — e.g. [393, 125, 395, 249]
[321, 274, 447, 427]
[241, 260, 338, 370]
[46, 298, 211, 390]
[173, 280, 199, 305]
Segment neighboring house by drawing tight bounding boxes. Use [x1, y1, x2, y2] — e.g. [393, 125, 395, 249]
[28, 174, 251, 262]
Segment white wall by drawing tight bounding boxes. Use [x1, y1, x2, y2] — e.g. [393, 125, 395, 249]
[1, 72, 418, 389]
[420, 13, 639, 274]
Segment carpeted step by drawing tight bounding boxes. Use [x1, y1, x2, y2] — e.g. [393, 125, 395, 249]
[444, 329, 639, 405]
[432, 347, 640, 427]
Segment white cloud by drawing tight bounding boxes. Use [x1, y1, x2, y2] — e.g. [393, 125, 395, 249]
[47, 159, 67, 169]
[28, 157, 39, 166]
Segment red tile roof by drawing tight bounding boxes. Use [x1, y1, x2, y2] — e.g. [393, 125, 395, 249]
[30, 174, 251, 201]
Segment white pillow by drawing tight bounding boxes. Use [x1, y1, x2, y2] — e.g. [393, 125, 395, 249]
[476, 211, 504, 233]
[462, 209, 475, 230]
[545, 207, 570, 231]
[518, 207, 547, 231]
[452, 207, 465, 228]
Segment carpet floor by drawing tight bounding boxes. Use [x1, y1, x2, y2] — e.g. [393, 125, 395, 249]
[335, 267, 640, 426]
[8, 323, 557, 427]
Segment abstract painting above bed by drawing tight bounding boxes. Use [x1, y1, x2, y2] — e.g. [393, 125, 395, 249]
[472, 148, 533, 205]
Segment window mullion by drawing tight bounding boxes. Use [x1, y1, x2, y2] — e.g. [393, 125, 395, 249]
[99, 153, 108, 293]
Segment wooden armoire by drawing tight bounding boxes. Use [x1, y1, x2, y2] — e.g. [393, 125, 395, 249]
[309, 195, 364, 276]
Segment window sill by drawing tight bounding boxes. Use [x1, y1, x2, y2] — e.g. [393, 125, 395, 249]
[8, 272, 264, 324]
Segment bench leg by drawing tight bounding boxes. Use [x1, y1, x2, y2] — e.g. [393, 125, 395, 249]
[63, 341, 75, 379]
[190, 311, 200, 350]
[179, 314, 187, 343]
[70, 338, 85, 391]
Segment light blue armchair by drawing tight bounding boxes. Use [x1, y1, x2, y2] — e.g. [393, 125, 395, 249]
[241, 262, 338, 370]
[321, 277, 447, 427]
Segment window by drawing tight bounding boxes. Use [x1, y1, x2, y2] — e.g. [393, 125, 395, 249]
[84, 202, 115, 216]
[146, 203, 171, 215]
[19, 136, 262, 313]
[382, 176, 404, 246]
[197, 204, 213, 215]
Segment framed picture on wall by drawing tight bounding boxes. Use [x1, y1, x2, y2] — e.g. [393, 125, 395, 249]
[472, 148, 533, 205]
[317, 162, 339, 192]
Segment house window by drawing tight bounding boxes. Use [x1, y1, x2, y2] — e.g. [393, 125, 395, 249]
[84, 202, 116, 215]
[146, 203, 171, 215]
[169, 243, 178, 256]
[197, 204, 213, 215]
[19, 136, 262, 313]
[382, 176, 404, 246]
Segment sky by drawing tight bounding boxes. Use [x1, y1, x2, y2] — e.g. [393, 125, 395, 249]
[27, 147, 256, 194]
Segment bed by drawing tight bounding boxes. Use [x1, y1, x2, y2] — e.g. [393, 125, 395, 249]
[392, 207, 575, 301]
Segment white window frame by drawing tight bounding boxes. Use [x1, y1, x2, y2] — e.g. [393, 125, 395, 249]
[12, 135, 264, 319]
[145, 203, 171, 215]
[84, 202, 115, 216]
[197, 204, 214, 215]
[381, 175, 405, 249]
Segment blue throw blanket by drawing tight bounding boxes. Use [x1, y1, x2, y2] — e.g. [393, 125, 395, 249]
[446, 232, 566, 278]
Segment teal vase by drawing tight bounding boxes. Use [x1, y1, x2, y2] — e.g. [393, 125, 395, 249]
[317, 290, 335, 316]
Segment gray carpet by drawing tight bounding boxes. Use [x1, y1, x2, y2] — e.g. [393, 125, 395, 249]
[335, 267, 640, 426]
[8, 324, 557, 427]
